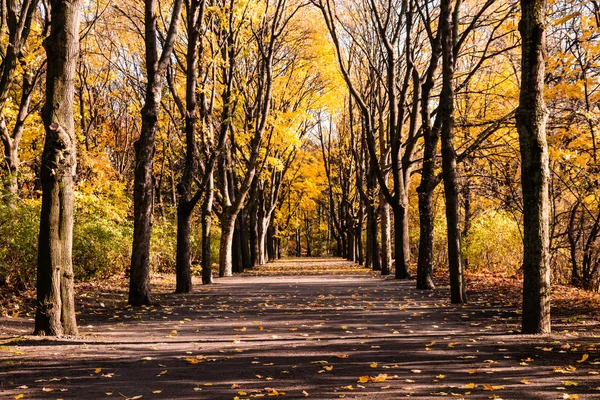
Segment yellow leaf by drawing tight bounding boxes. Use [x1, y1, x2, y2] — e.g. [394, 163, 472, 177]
[323, 365, 333, 371]
[520, 379, 530, 384]
[302, 390, 309, 396]
[462, 383, 476, 389]
[358, 376, 370, 383]
[564, 380, 578, 387]
[14, 395, 24, 399]
[157, 370, 167, 376]
[336, 354, 349, 359]
[371, 374, 388, 383]
[370, 362, 378, 368]
[468, 369, 477, 374]
[42, 388, 53, 392]
[152, 390, 162, 394]
[95, 368, 102, 374]
[577, 354, 589, 363]
[483, 385, 504, 391]
[411, 369, 422, 374]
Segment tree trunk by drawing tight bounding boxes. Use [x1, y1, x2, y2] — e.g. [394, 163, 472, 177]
[175, 0, 205, 293]
[219, 213, 236, 277]
[440, 0, 466, 304]
[267, 224, 275, 262]
[240, 211, 251, 270]
[356, 208, 364, 265]
[232, 216, 244, 273]
[517, 0, 551, 334]
[394, 204, 412, 279]
[130, 0, 183, 306]
[296, 227, 301, 257]
[416, 184, 436, 289]
[175, 204, 193, 293]
[250, 206, 259, 267]
[34, 0, 82, 337]
[380, 198, 392, 275]
[461, 181, 472, 270]
[201, 175, 214, 284]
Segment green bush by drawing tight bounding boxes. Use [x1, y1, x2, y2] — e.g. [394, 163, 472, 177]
[462, 211, 522, 273]
[0, 199, 40, 290]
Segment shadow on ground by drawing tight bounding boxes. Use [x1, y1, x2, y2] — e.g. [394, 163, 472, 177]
[1, 258, 599, 399]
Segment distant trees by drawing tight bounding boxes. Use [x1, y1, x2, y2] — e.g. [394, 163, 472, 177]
[0, 0, 599, 337]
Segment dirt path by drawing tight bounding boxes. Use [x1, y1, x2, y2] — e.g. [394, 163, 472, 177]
[1, 258, 599, 399]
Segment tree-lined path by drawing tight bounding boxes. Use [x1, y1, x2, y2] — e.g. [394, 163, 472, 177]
[2, 258, 599, 399]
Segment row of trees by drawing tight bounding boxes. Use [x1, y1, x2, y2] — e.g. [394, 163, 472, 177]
[1, 0, 597, 337]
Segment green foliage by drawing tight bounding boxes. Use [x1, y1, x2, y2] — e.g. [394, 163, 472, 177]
[462, 211, 523, 274]
[0, 199, 40, 290]
[150, 217, 178, 272]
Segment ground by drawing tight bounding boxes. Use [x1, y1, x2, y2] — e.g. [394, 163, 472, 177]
[1, 258, 599, 399]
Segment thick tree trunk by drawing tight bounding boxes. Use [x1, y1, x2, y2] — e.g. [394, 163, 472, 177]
[380, 199, 392, 275]
[232, 216, 244, 273]
[517, 0, 551, 334]
[219, 214, 236, 277]
[440, 0, 466, 304]
[394, 204, 412, 279]
[367, 204, 380, 271]
[258, 218, 268, 265]
[175, 204, 193, 293]
[34, 0, 82, 337]
[416, 185, 436, 289]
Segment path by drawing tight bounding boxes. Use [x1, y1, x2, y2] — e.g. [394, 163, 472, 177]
[1, 258, 599, 399]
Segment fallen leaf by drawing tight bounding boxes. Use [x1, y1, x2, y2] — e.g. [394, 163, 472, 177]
[483, 385, 504, 391]
[577, 354, 588, 363]
[370, 362, 378, 368]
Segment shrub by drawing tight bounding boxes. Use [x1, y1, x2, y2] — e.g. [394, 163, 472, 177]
[462, 211, 523, 274]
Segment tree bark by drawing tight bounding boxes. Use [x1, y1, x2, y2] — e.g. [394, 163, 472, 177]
[129, 0, 183, 305]
[175, 204, 193, 293]
[380, 198, 392, 275]
[34, 0, 82, 337]
[201, 173, 214, 284]
[175, 0, 206, 293]
[517, 0, 551, 334]
[440, 0, 466, 304]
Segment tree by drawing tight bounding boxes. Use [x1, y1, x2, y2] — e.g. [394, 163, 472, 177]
[0, 0, 43, 196]
[34, 0, 82, 337]
[129, 0, 183, 305]
[517, 0, 551, 334]
[439, 0, 466, 303]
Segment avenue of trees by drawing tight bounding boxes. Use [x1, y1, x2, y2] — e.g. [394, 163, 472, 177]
[0, 0, 598, 336]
